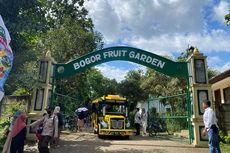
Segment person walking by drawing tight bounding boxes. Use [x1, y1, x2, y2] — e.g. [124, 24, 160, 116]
[2, 110, 27, 153]
[134, 108, 141, 136]
[202, 100, 221, 153]
[141, 108, 147, 135]
[78, 111, 85, 132]
[52, 106, 63, 146]
[29, 106, 58, 153]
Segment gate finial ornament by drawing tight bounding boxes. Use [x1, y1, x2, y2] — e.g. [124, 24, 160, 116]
[194, 48, 199, 55]
[45, 50, 51, 57]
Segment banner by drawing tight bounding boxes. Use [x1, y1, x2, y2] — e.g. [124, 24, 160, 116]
[0, 15, 13, 101]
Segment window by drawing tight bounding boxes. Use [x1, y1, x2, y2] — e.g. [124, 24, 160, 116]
[223, 87, 230, 104]
[194, 59, 206, 84]
[49, 64, 54, 84]
[34, 89, 44, 111]
[39, 61, 48, 82]
[47, 90, 52, 106]
[197, 90, 208, 115]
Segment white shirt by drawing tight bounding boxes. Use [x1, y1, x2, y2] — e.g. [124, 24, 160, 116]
[31, 114, 58, 137]
[203, 107, 218, 130]
[135, 111, 141, 124]
[141, 112, 147, 123]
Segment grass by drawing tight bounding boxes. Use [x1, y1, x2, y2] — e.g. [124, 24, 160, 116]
[221, 144, 230, 153]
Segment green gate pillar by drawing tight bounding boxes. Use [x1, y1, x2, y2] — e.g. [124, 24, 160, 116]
[27, 51, 56, 140]
[187, 48, 213, 147]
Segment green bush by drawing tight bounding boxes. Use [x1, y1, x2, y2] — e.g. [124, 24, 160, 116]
[129, 111, 135, 128]
[219, 130, 230, 144]
[0, 101, 26, 148]
[224, 135, 230, 144]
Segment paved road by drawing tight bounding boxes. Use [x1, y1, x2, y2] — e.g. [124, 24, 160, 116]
[25, 132, 210, 153]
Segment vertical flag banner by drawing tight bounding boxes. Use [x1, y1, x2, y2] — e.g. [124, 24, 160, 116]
[0, 15, 13, 101]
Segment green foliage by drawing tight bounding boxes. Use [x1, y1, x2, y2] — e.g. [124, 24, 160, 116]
[0, 0, 103, 95]
[208, 68, 220, 80]
[225, 135, 230, 144]
[128, 111, 135, 128]
[141, 68, 187, 112]
[54, 68, 120, 116]
[0, 101, 26, 148]
[44, 18, 103, 63]
[225, 12, 230, 25]
[119, 70, 148, 108]
[220, 143, 230, 153]
[12, 88, 29, 96]
[219, 130, 230, 145]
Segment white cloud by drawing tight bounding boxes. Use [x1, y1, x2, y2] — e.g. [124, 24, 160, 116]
[128, 29, 230, 55]
[85, 0, 230, 55]
[85, 0, 208, 42]
[95, 63, 129, 82]
[95, 63, 147, 82]
[213, 1, 230, 23]
[85, 0, 230, 78]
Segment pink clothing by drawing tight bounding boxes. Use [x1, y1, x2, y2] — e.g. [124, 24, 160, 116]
[78, 119, 84, 128]
[11, 114, 26, 138]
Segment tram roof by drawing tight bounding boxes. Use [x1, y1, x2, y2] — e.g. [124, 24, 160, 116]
[92, 95, 127, 103]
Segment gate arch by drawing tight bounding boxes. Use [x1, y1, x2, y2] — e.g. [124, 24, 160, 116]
[53, 46, 188, 78]
[51, 46, 192, 143]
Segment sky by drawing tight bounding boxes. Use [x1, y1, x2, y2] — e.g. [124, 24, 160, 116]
[84, 0, 230, 82]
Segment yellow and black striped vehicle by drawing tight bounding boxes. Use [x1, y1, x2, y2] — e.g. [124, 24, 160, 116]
[91, 95, 133, 138]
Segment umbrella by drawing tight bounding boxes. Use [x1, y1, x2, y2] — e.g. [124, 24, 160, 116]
[75, 107, 88, 112]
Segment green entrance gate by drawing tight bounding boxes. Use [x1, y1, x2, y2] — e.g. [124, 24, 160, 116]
[51, 46, 192, 143]
[147, 93, 191, 142]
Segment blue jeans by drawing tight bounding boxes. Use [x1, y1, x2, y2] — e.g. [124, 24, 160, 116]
[208, 129, 221, 153]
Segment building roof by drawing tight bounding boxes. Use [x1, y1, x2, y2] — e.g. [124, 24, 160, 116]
[209, 69, 230, 84]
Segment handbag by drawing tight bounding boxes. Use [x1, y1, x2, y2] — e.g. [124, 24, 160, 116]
[36, 121, 44, 140]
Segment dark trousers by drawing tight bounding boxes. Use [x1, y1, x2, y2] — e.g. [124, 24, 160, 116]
[135, 123, 140, 135]
[38, 136, 51, 153]
[10, 128, 26, 153]
[208, 129, 221, 153]
[10, 140, 24, 153]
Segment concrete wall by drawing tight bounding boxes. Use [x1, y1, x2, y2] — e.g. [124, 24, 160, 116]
[211, 77, 230, 104]
[211, 76, 230, 131]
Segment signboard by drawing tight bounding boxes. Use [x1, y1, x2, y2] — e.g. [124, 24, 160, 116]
[54, 46, 188, 78]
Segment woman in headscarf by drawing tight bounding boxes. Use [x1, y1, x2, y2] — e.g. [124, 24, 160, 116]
[2, 110, 27, 153]
[141, 108, 147, 135]
[51, 106, 63, 147]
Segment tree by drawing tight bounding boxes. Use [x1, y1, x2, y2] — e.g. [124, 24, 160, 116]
[44, 18, 103, 63]
[225, 12, 230, 25]
[141, 68, 187, 112]
[119, 70, 148, 107]
[0, 0, 103, 95]
[0, 0, 48, 94]
[208, 68, 220, 80]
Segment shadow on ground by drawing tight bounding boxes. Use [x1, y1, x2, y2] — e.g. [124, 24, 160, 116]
[24, 138, 154, 153]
